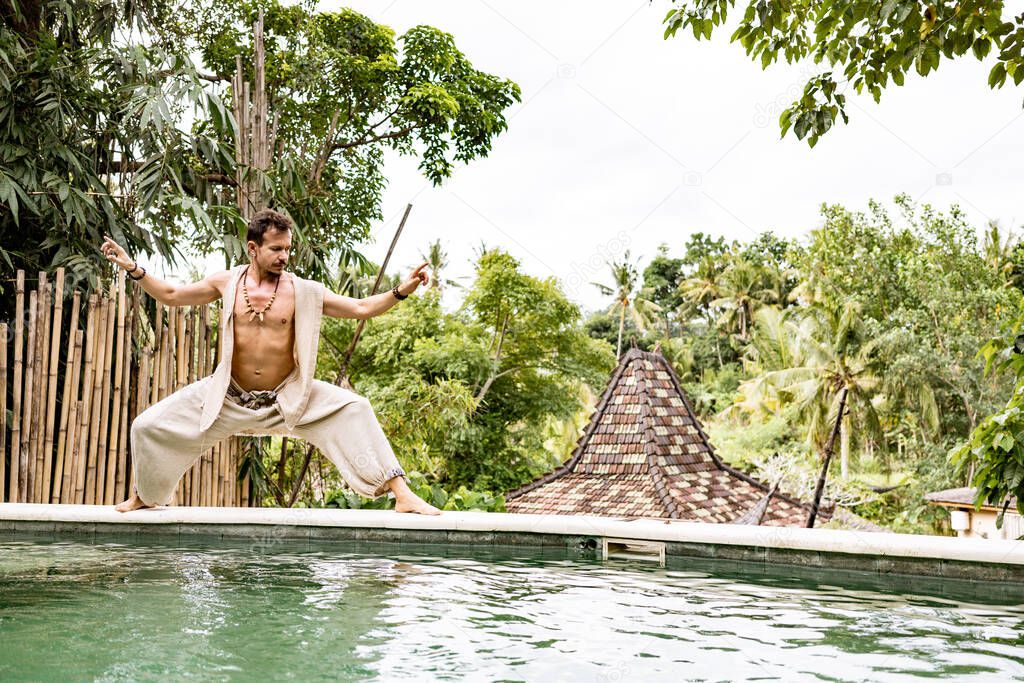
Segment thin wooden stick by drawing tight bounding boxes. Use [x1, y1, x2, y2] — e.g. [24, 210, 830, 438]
[336, 203, 413, 383]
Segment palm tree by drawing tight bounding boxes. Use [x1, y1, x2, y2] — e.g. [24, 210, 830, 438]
[680, 254, 727, 365]
[419, 238, 463, 290]
[751, 303, 884, 480]
[982, 221, 1019, 284]
[710, 257, 772, 343]
[590, 250, 662, 358]
[680, 255, 724, 320]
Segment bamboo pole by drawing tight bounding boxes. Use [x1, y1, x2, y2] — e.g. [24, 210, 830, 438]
[42, 269, 64, 503]
[114, 283, 136, 503]
[60, 328, 84, 503]
[128, 345, 153, 501]
[9, 270, 23, 502]
[53, 291, 80, 503]
[105, 270, 127, 504]
[151, 303, 163, 406]
[24, 279, 40, 500]
[72, 294, 98, 505]
[85, 295, 110, 504]
[176, 304, 186, 389]
[254, 10, 266, 184]
[92, 285, 116, 503]
[0, 322, 6, 503]
[19, 290, 36, 501]
[31, 276, 50, 502]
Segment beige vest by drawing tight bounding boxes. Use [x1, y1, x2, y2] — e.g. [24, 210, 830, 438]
[199, 263, 326, 433]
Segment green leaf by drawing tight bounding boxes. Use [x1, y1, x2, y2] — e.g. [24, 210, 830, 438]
[988, 62, 1006, 88]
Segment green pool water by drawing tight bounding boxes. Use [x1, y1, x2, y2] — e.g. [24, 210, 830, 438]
[0, 534, 1022, 682]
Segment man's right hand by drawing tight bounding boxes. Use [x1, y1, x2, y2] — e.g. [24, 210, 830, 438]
[100, 235, 135, 271]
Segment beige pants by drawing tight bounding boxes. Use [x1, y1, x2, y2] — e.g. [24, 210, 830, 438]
[129, 373, 406, 506]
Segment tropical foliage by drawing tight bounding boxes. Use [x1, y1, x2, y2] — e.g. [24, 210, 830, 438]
[585, 194, 1021, 532]
[305, 247, 615, 500]
[0, 0, 520, 320]
[663, 1, 1024, 147]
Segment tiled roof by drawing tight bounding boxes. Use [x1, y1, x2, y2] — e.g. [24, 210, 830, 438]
[505, 345, 832, 527]
[925, 486, 1017, 510]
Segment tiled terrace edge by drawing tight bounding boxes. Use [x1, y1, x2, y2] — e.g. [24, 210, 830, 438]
[1, 503, 1022, 582]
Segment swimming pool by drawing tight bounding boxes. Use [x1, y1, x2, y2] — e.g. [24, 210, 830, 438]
[1, 535, 1021, 681]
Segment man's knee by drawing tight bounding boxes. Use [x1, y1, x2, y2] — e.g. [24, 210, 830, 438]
[346, 395, 373, 414]
[130, 405, 160, 439]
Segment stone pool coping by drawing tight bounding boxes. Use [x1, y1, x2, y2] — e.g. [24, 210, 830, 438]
[2, 503, 1022, 582]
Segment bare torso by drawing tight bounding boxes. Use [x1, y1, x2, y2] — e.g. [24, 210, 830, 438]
[226, 267, 297, 391]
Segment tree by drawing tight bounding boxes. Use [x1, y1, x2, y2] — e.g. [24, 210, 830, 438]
[742, 302, 885, 478]
[591, 250, 663, 358]
[642, 243, 686, 339]
[174, 0, 523, 281]
[794, 194, 1017, 438]
[318, 248, 615, 494]
[0, 0, 226, 313]
[419, 238, 462, 291]
[710, 256, 770, 343]
[1, 0, 521, 316]
[663, 1, 1024, 147]
[982, 220, 1020, 283]
[952, 303, 1024, 521]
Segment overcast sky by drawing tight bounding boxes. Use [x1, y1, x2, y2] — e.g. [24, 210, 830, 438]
[169, 0, 1024, 314]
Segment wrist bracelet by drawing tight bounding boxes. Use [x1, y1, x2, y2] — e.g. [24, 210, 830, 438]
[127, 265, 147, 281]
[126, 261, 139, 275]
[391, 285, 408, 300]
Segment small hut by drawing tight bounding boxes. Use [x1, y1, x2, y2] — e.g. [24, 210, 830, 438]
[506, 346, 832, 527]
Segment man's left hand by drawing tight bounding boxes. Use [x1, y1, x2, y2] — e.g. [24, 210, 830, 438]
[399, 261, 430, 295]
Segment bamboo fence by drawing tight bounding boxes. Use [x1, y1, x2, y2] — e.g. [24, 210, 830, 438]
[1, 267, 252, 506]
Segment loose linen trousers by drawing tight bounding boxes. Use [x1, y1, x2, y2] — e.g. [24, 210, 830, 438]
[129, 372, 406, 507]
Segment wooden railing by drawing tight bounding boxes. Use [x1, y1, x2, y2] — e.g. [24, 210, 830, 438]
[1, 268, 251, 506]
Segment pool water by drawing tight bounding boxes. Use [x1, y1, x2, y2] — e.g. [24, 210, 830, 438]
[0, 535, 1022, 682]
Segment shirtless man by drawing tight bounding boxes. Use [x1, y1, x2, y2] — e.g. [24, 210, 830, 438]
[101, 208, 440, 514]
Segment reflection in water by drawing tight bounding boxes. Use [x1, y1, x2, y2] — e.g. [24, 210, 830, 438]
[0, 536, 1021, 682]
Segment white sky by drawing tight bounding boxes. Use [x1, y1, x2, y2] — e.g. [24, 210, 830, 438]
[164, 0, 1024, 315]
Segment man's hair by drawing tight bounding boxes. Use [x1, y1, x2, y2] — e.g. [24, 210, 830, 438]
[247, 208, 293, 246]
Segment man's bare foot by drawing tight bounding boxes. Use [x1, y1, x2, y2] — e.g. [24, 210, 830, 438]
[395, 496, 442, 515]
[386, 474, 442, 515]
[114, 492, 156, 513]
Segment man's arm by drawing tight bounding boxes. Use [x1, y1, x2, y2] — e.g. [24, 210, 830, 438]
[99, 233, 226, 306]
[322, 261, 430, 319]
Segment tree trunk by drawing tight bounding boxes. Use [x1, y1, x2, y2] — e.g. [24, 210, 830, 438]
[616, 305, 625, 359]
[807, 387, 848, 528]
[276, 436, 289, 489]
[840, 409, 850, 478]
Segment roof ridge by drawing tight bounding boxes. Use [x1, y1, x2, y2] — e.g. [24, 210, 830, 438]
[640, 347, 818, 512]
[505, 348, 644, 500]
[635, 356, 681, 519]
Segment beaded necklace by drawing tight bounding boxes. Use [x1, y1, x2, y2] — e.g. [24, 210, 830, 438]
[241, 264, 281, 323]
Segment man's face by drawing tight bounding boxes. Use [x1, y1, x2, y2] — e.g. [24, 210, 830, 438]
[250, 228, 291, 274]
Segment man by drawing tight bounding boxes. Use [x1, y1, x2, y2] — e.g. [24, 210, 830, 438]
[101, 208, 441, 514]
